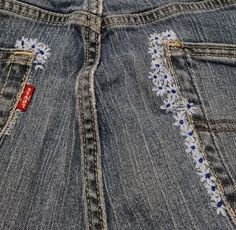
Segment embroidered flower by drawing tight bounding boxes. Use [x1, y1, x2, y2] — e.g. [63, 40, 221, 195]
[193, 154, 208, 170]
[148, 71, 162, 83]
[205, 181, 218, 196]
[149, 33, 161, 44]
[162, 30, 177, 41]
[185, 141, 200, 154]
[161, 72, 173, 85]
[166, 86, 179, 99]
[152, 84, 167, 97]
[15, 37, 51, 69]
[15, 37, 29, 49]
[160, 98, 175, 112]
[180, 126, 195, 142]
[198, 169, 215, 183]
[173, 112, 186, 128]
[148, 46, 161, 59]
[177, 99, 197, 115]
[148, 30, 227, 218]
[26, 38, 39, 49]
[36, 43, 51, 59]
[151, 59, 163, 72]
[211, 197, 227, 216]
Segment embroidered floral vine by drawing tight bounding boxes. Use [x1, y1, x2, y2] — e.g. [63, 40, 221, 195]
[148, 30, 226, 216]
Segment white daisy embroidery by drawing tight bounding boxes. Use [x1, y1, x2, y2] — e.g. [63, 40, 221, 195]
[177, 99, 197, 115]
[173, 112, 186, 128]
[205, 181, 218, 196]
[148, 30, 227, 217]
[162, 30, 177, 40]
[211, 197, 227, 216]
[198, 169, 216, 183]
[149, 33, 161, 44]
[151, 59, 162, 71]
[180, 125, 195, 142]
[152, 84, 167, 97]
[185, 141, 200, 154]
[148, 71, 162, 83]
[15, 36, 29, 49]
[162, 72, 173, 85]
[15, 37, 51, 69]
[193, 154, 208, 170]
[37, 43, 51, 60]
[160, 98, 175, 112]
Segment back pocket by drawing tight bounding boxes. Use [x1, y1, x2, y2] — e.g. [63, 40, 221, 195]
[168, 41, 236, 217]
[0, 48, 34, 137]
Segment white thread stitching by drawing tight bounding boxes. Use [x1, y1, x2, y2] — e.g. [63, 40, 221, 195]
[4, 110, 22, 135]
[148, 30, 227, 216]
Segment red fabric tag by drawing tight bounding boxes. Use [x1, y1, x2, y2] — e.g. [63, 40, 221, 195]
[16, 83, 35, 112]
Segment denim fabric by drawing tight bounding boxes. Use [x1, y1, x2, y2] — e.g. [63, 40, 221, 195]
[0, 0, 235, 229]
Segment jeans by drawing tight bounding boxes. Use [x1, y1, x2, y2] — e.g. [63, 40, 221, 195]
[0, 0, 235, 229]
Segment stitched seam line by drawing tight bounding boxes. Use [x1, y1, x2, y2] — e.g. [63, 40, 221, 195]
[0, 49, 33, 54]
[0, 0, 101, 33]
[95, 0, 104, 227]
[0, 60, 33, 65]
[79, 0, 104, 228]
[0, 61, 13, 97]
[195, 119, 236, 124]
[189, 53, 236, 58]
[194, 120, 236, 132]
[87, 0, 104, 228]
[0, 9, 101, 33]
[79, 30, 104, 230]
[194, 127, 236, 132]
[78, 82, 91, 228]
[88, 38, 104, 229]
[0, 0, 89, 21]
[174, 43, 236, 50]
[104, 0, 234, 26]
[0, 0, 234, 31]
[102, 0, 235, 27]
[86, 2, 93, 228]
[84, 6, 92, 228]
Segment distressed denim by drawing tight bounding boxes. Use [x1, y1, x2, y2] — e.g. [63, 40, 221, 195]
[0, 0, 235, 229]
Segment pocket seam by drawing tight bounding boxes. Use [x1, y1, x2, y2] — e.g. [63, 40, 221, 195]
[190, 53, 236, 58]
[194, 120, 236, 132]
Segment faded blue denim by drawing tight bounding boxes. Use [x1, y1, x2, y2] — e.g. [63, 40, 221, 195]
[0, 0, 235, 229]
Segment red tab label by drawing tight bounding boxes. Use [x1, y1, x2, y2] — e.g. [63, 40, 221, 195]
[17, 83, 35, 112]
